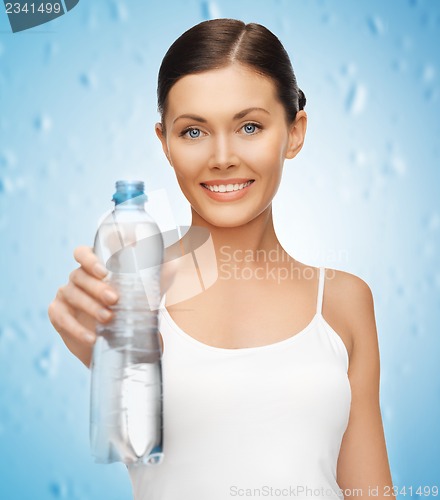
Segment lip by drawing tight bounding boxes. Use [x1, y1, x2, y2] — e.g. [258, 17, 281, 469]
[200, 179, 255, 202]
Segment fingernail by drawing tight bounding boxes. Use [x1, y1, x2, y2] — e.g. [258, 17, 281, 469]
[98, 308, 112, 321]
[94, 263, 108, 278]
[103, 290, 118, 303]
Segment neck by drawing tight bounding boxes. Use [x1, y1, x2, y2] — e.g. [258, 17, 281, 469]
[185, 204, 292, 270]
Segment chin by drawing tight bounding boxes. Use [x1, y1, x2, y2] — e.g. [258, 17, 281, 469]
[195, 205, 266, 229]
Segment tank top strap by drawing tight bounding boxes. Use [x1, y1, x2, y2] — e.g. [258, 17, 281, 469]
[316, 267, 325, 315]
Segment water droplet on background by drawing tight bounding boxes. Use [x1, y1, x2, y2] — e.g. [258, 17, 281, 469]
[110, 0, 129, 22]
[422, 63, 436, 83]
[8, 320, 31, 341]
[410, 323, 421, 337]
[380, 143, 407, 178]
[419, 10, 437, 29]
[351, 150, 368, 167]
[39, 160, 58, 179]
[49, 480, 68, 498]
[85, 5, 99, 31]
[382, 154, 407, 177]
[79, 71, 98, 89]
[346, 83, 367, 115]
[0, 149, 18, 171]
[0, 323, 19, 343]
[367, 16, 385, 35]
[423, 86, 439, 103]
[201, 0, 220, 20]
[0, 174, 32, 197]
[321, 13, 338, 25]
[340, 62, 357, 78]
[391, 58, 409, 73]
[132, 48, 145, 65]
[34, 114, 52, 133]
[44, 41, 60, 63]
[35, 346, 59, 377]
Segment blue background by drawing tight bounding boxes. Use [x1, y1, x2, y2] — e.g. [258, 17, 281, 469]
[1, 0, 439, 498]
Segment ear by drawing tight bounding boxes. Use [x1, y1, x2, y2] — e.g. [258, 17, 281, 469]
[285, 110, 307, 160]
[155, 122, 173, 166]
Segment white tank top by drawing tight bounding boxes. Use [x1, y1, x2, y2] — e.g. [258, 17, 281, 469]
[127, 267, 351, 500]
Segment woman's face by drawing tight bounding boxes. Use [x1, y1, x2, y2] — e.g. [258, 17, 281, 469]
[155, 63, 307, 228]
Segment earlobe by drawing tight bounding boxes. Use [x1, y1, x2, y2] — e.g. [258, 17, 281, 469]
[285, 133, 301, 160]
[285, 111, 307, 160]
[285, 148, 297, 160]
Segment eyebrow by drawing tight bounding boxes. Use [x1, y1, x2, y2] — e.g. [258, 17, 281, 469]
[172, 107, 270, 124]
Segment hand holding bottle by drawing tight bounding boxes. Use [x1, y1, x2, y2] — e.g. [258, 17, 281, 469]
[48, 244, 176, 368]
[47, 245, 120, 368]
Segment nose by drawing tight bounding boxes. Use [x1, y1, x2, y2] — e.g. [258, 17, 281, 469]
[208, 133, 239, 170]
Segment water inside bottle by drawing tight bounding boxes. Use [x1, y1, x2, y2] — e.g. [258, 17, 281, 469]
[90, 332, 163, 464]
[90, 271, 163, 465]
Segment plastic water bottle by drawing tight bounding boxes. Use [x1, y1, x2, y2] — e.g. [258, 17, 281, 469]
[90, 180, 165, 466]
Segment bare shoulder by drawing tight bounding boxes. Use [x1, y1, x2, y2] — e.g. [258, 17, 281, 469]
[322, 267, 377, 362]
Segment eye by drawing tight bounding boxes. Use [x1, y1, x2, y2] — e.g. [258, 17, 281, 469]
[241, 122, 261, 135]
[180, 127, 203, 139]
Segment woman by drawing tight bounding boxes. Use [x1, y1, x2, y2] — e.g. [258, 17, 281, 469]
[48, 18, 394, 500]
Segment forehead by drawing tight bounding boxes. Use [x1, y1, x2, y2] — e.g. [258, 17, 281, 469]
[166, 64, 281, 117]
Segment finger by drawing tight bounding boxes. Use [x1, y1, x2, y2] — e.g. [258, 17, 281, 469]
[73, 245, 108, 279]
[59, 282, 115, 324]
[69, 267, 119, 306]
[49, 300, 96, 345]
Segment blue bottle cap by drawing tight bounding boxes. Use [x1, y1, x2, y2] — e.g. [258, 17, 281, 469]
[112, 180, 148, 205]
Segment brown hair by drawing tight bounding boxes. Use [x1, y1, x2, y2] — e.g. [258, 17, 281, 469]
[157, 18, 306, 134]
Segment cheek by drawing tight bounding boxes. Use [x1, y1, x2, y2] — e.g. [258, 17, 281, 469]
[240, 135, 285, 174]
[169, 142, 210, 177]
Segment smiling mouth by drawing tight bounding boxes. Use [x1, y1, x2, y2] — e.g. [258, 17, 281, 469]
[200, 180, 255, 193]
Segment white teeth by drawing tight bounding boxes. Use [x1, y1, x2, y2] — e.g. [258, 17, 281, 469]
[203, 180, 253, 193]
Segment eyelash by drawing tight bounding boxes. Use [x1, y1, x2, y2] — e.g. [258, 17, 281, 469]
[179, 122, 263, 139]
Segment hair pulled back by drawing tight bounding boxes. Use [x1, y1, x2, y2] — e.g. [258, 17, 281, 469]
[157, 18, 306, 134]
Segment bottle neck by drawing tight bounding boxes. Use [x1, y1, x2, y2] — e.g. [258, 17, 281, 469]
[114, 200, 145, 210]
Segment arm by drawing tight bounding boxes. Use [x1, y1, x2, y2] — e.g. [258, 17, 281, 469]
[336, 275, 394, 498]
